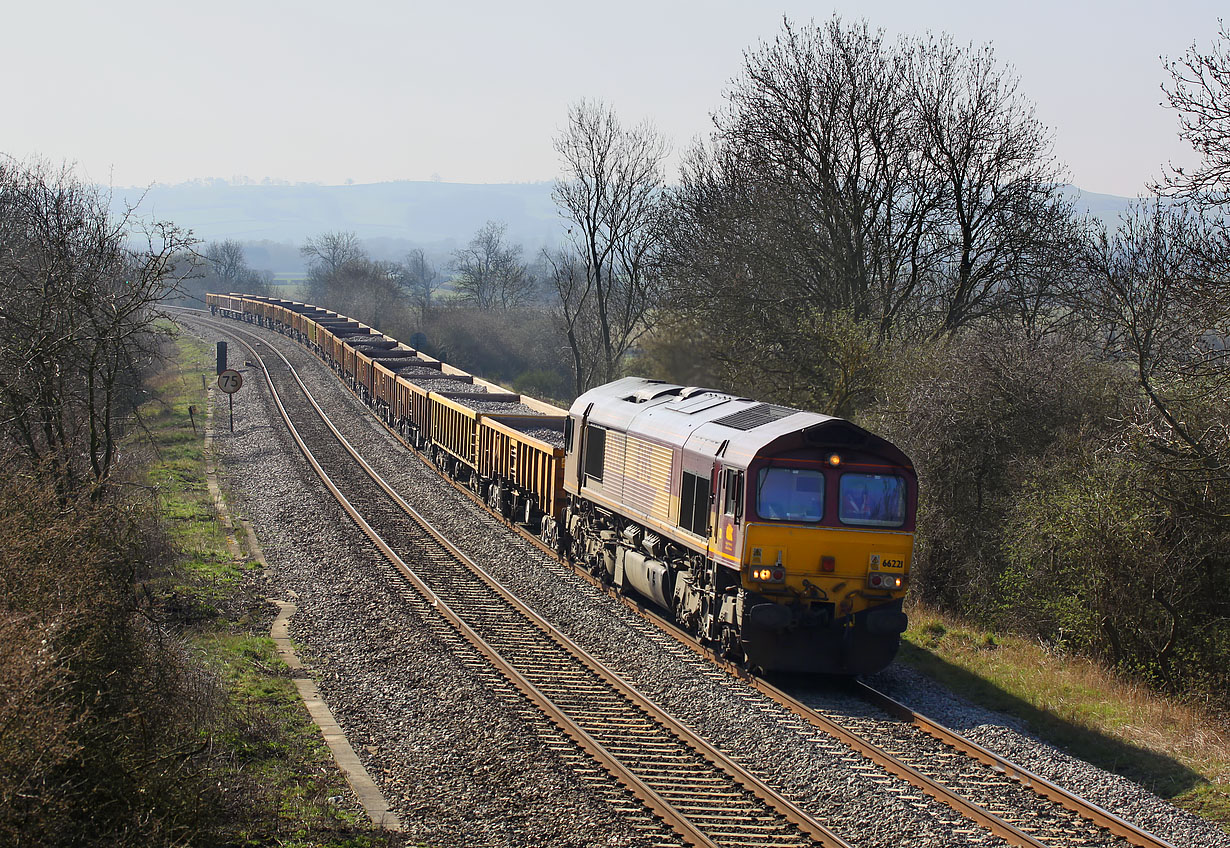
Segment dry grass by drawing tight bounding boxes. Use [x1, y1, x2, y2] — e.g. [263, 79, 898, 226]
[901, 603, 1230, 830]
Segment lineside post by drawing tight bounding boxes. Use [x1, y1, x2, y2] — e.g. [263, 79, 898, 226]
[218, 368, 243, 433]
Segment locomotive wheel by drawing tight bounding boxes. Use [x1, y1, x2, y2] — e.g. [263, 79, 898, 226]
[568, 534, 586, 567]
[719, 626, 744, 663]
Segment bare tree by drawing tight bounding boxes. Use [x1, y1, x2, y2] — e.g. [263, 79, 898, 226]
[451, 221, 534, 310]
[301, 230, 364, 305]
[543, 246, 600, 396]
[204, 240, 246, 287]
[659, 19, 931, 408]
[300, 230, 364, 277]
[553, 100, 667, 389]
[658, 17, 1077, 411]
[660, 18, 935, 412]
[301, 231, 359, 305]
[1136, 22, 1230, 520]
[907, 35, 1076, 336]
[1081, 200, 1229, 518]
[1159, 20, 1230, 306]
[297, 232, 413, 331]
[400, 248, 442, 325]
[0, 158, 195, 497]
[1161, 20, 1230, 208]
[203, 240, 272, 297]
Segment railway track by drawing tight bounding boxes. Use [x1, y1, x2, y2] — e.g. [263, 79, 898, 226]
[792, 681, 1176, 848]
[203, 315, 851, 848]
[183, 310, 1184, 848]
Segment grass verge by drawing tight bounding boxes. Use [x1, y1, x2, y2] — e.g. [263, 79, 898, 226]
[141, 328, 395, 847]
[899, 603, 1230, 833]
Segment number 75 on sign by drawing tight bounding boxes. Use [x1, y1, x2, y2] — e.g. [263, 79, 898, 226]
[218, 369, 243, 393]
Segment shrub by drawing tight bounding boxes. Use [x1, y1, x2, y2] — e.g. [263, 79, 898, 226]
[0, 468, 236, 846]
[868, 326, 1129, 614]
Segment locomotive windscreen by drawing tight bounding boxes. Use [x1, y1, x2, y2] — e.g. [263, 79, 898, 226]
[838, 474, 906, 527]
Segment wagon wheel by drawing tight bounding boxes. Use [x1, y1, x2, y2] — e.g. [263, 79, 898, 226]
[487, 483, 507, 517]
[540, 517, 560, 552]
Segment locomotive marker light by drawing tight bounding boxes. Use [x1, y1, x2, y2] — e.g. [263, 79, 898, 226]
[218, 368, 243, 432]
[867, 572, 904, 590]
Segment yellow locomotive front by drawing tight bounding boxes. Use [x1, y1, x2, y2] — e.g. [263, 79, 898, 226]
[732, 450, 915, 673]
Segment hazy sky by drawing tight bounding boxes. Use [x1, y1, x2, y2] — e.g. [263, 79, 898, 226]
[4, 1, 1224, 197]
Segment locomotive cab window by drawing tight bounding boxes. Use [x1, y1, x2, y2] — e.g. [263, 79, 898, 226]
[584, 425, 606, 481]
[839, 473, 906, 527]
[756, 468, 823, 522]
[678, 472, 711, 536]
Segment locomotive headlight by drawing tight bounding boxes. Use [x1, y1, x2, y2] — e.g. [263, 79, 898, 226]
[751, 568, 785, 583]
[828, 453, 842, 466]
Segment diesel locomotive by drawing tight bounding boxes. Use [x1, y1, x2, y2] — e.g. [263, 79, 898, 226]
[206, 293, 917, 675]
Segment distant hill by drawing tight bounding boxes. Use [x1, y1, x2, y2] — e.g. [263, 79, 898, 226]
[115, 179, 564, 273]
[1063, 186, 1139, 223]
[114, 179, 1135, 276]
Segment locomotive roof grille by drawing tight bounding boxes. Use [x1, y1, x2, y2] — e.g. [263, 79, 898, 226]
[712, 403, 798, 431]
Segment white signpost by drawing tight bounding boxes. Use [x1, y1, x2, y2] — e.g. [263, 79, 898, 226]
[218, 369, 243, 431]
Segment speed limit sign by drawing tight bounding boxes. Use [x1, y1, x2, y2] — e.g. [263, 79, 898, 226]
[217, 368, 243, 432]
[218, 369, 243, 394]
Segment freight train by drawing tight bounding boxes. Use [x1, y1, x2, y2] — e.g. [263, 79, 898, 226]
[206, 293, 916, 675]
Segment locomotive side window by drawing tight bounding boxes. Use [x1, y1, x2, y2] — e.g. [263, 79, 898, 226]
[839, 473, 906, 527]
[756, 468, 823, 522]
[584, 425, 606, 481]
[723, 469, 744, 522]
[678, 472, 711, 536]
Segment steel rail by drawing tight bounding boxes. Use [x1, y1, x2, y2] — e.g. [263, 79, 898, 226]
[853, 682, 1178, 848]
[200, 314, 852, 848]
[623, 586, 1178, 848]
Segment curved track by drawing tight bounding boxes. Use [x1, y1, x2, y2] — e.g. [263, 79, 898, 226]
[196, 312, 851, 848]
[184, 309, 1182, 848]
